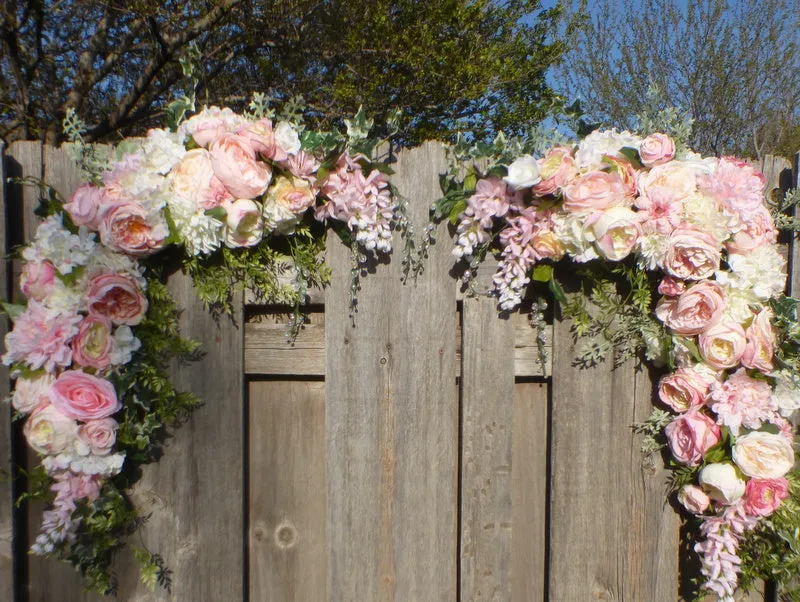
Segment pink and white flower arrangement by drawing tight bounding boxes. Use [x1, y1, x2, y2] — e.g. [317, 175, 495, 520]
[451, 129, 799, 600]
[6, 104, 399, 569]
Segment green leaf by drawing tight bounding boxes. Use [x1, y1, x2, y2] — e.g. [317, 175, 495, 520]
[549, 276, 568, 306]
[532, 264, 553, 282]
[617, 146, 641, 165]
[1, 302, 26, 320]
[204, 207, 227, 220]
[448, 199, 467, 224]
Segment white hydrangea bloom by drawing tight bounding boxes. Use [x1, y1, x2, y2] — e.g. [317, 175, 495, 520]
[143, 128, 187, 174]
[110, 326, 142, 365]
[725, 248, 786, 301]
[86, 245, 146, 287]
[262, 195, 301, 235]
[552, 211, 599, 263]
[43, 452, 125, 477]
[42, 279, 86, 314]
[167, 193, 223, 255]
[22, 216, 96, 274]
[574, 129, 642, 170]
[771, 371, 800, 418]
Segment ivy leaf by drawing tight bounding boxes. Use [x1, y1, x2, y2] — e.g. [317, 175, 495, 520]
[448, 199, 467, 224]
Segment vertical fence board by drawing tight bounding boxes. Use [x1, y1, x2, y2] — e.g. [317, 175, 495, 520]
[511, 381, 548, 602]
[549, 303, 680, 600]
[459, 297, 518, 600]
[325, 142, 458, 601]
[43, 144, 83, 204]
[248, 379, 327, 601]
[0, 142, 14, 602]
[114, 283, 245, 601]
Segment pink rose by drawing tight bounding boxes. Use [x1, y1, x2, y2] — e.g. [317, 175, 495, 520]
[584, 206, 640, 260]
[657, 276, 685, 297]
[658, 364, 717, 412]
[64, 183, 104, 229]
[665, 410, 721, 466]
[72, 315, 113, 370]
[531, 147, 576, 196]
[12, 373, 55, 414]
[562, 171, 627, 213]
[662, 224, 721, 280]
[678, 484, 710, 515]
[698, 320, 746, 370]
[86, 272, 148, 326]
[239, 118, 277, 159]
[209, 134, 272, 199]
[24, 404, 78, 455]
[742, 308, 776, 372]
[20, 260, 56, 302]
[49, 370, 121, 421]
[655, 281, 725, 336]
[744, 478, 789, 517]
[170, 149, 234, 212]
[98, 200, 168, 256]
[225, 199, 264, 248]
[78, 417, 118, 456]
[639, 133, 676, 167]
[726, 205, 777, 254]
[603, 155, 638, 196]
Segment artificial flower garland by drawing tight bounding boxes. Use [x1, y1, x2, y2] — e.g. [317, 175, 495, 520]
[444, 129, 800, 600]
[5, 104, 400, 592]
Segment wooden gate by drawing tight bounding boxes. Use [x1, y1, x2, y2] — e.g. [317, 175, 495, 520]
[0, 142, 795, 601]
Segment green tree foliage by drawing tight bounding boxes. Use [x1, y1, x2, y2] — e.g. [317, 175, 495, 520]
[555, 0, 800, 159]
[1, 0, 570, 146]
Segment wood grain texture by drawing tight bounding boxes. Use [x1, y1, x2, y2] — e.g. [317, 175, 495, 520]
[511, 382, 549, 602]
[113, 277, 245, 601]
[548, 303, 680, 601]
[325, 142, 458, 601]
[245, 310, 550, 377]
[0, 141, 14, 602]
[459, 295, 516, 601]
[248, 380, 327, 601]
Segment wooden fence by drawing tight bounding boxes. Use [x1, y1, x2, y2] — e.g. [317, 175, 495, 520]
[0, 142, 796, 601]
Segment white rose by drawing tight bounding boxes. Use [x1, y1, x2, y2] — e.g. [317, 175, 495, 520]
[274, 122, 301, 156]
[24, 405, 79, 456]
[12, 374, 55, 414]
[504, 155, 541, 190]
[698, 463, 746, 505]
[732, 431, 795, 479]
[584, 206, 640, 261]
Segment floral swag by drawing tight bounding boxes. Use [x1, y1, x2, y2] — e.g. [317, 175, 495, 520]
[5, 101, 800, 601]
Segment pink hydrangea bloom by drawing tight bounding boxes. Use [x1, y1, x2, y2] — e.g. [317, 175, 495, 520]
[699, 157, 766, 222]
[709, 368, 776, 435]
[2, 302, 82, 372]
[316, 154, 395, 253]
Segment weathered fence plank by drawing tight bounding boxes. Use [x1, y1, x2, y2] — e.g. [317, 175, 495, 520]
[114, 282, 245, 601]
[511, 382, 549, 601]
[549, 305, 680, 600]
[0, 141, 14, 602]
[248, 379, 327, 601]
[459, 296, 517, 600]
[325, 142, 459, 600]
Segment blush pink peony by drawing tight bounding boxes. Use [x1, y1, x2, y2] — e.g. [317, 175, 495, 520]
[741, 308, 775, 372]
[743, 478, 789, 517]
[86, 272, 148, 326]
[531, 147, 576, 196]
[662, 224, 721, 280]
[210, 134, 272, 199]
[20, 260, 56, 302]
[24, 404, 78, 455]
[64, 183, 104, 229]
[658, 364, 718, 412]
[710, 368, 775, 435]
[562, 171, 627, 213]
[2, 302, 81, 372]
[655, 281, 726, 336]
[698, 320, 747, 370]
[98, 200, 168, 256]
[72, 315, 114, 370]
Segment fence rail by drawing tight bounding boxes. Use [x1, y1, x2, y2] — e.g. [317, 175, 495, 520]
[0, 141, 795, 601]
